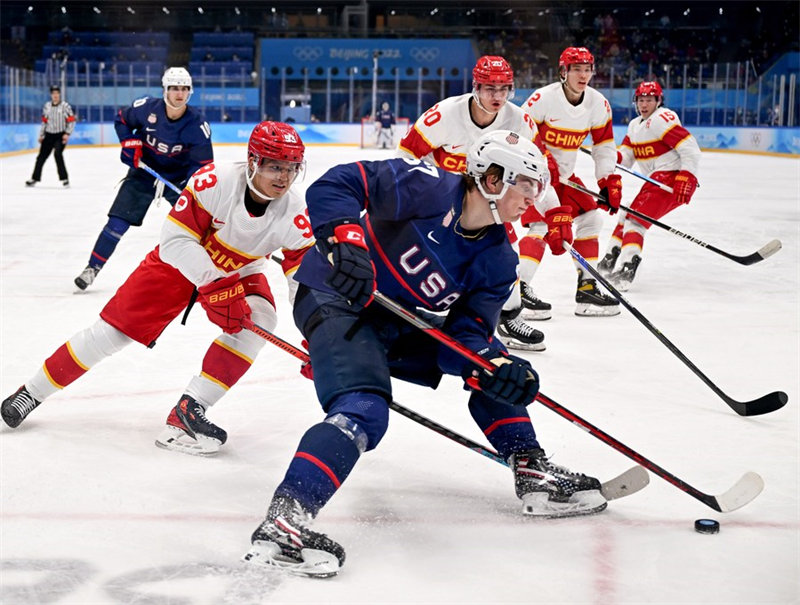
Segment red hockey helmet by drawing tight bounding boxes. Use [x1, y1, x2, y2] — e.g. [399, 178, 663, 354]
[472, 55, 514, 86]
[248, 121, 305, 164]
[558, 47, 595, 71]
[634, 81, 664, 100]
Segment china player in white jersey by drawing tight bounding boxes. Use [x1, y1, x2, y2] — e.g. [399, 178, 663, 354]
[520, 47, 621, 316]
[598, 81, 701, 290]
[398, 55, 548, 351]
[1, 122, 315, 456]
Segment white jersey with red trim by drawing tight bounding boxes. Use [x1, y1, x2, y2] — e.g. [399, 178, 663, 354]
[523, 82, 616, 181]
[158, 161, 314, 294]
[397, 93, 539, 173]
[619, 106, 700, 176]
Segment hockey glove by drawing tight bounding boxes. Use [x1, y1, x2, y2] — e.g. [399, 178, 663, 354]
[543, 205, 574, 255]
[198, 273, 252, 334]
[120, 138, 143, 169]
[673, 170, 698, 205]
[597, 174, 622, 214]
[464, 352, 539, 407]
[318, 219, 375, 311]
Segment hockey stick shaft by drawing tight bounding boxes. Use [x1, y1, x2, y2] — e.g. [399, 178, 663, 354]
[563, 241, 786, 416]
[560, 177, 781, 266]
[371, 290, 762, 512]
[240, 318, 507, 466]
[242, 318, 648, 501]
[138, 161, 183, 195]
[579, 146, 674, 192]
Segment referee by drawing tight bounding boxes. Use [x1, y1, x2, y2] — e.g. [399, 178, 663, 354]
[26, 85, 76, 188]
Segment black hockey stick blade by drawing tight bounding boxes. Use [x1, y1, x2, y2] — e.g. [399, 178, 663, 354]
[728, 390, 789, 417]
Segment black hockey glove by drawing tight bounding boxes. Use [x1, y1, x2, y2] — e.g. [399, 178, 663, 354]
[318, 218, 375, 311]
[464, 351, 539, 407]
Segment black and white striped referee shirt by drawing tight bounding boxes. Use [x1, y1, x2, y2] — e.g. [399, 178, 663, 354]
[39, 101, 76, 136]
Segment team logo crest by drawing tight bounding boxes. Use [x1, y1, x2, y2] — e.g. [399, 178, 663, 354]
[147, 113, 157, 124]
[506, 132, 519, 145]
[283, 133, 297, 143]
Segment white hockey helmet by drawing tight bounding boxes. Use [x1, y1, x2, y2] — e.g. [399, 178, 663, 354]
[162, 67, 193, 107]
[466, 130, 549, 223]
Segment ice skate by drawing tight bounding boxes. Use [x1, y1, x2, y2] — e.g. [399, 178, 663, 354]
[25, 179, 38, 187]
[575, 271, 620, 316]
[2, 386, 43, 428]
[155, 395, 227, 456]
[62, 179, 70, 188]
[598, 245, 620, 277]
[511, 448, 607, 518]
[497, 310, 546, 351]
[520, 281, 552, 320]
[74, 265, 99, 291]
[243, 493, 345, 578]
[610, 255, 641, 292]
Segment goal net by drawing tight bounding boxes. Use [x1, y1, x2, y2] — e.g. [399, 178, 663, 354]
[360, 117, 411, 149]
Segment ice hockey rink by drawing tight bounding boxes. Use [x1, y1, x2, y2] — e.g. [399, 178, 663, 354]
[1, 142, 798, 604]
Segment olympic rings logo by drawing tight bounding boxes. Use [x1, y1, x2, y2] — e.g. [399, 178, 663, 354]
[410, 47, 440, 62]
[293, 47, 323, 61]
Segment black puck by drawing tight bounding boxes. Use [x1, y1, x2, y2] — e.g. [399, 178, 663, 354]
[694, 519, 720, 534]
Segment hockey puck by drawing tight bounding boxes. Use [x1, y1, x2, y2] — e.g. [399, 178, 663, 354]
[694, 519, 720, 534]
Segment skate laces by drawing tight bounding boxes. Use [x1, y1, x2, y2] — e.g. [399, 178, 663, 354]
[507, 316, 537, 337]
[11, 389, 39, 417]
[535, 452, 585, 479]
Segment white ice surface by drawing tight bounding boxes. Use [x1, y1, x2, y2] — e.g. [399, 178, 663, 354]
[1, 144, 798, 604]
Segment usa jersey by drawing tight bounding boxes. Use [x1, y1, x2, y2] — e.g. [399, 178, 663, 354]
[523, 82, 616, 181]
[159, 162, 314, 295]
[398, 93, 539, 173]
[619, 106, 700, 176]
[377, 110, 395, 129]
[115, 96, 213, 185]
[296, 158, 518, 376]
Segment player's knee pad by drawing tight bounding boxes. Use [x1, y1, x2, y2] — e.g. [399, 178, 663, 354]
[103, 216, 131, 240]
[573, 209, 603, 239]
[70, 319, 134, 365]
[325, 391, 390, 451]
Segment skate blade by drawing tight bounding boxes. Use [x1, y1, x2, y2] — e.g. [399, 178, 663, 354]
[521, 490, 608, 518]
[574, 303, 621, 317]
[154, 425, 221, 457]
[520, 308, 552, 321]
[243, 541, 340, 578]
[499, 338, 546, 352]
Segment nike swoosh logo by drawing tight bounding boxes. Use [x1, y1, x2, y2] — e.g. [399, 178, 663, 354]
[145, 127, 156, 132]
[549, 119, 560, 123]
[212, 218, 225, 227]
[450, 144, 463, 150]
[427, 230, 440, 244]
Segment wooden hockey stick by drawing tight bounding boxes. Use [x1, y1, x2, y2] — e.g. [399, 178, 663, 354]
[563, 240, 787, 417]
[560, 177, 782, 266]
[240, 318, 647, 502]
[369, 292, 763, 512]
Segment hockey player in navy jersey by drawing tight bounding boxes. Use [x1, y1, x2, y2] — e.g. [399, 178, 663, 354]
[375, 101, 396, 149]
[74, 67, 213, 291]
[243, 131, 608, 578]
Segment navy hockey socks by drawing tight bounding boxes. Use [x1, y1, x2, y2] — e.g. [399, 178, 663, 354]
[88, 217, 130, 269]
[275, 421, 361, 516]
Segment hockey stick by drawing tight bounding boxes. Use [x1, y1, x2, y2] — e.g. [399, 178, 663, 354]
[139, 161, 183, 195]
[579, 146, 674, 192]
[560, 177, 782, 265]
[371, 290, 763, 512]
[240, 318, 648, 502]
[563, 240, 787, 417]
